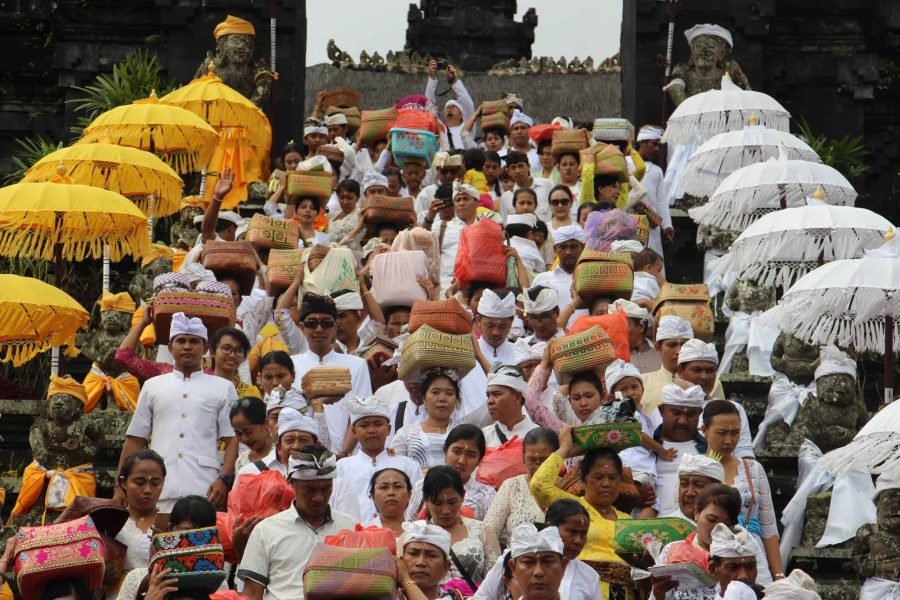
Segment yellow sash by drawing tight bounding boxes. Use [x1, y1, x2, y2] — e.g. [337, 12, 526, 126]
[9, 461, 95, 525]
[82, 364, 140, 412]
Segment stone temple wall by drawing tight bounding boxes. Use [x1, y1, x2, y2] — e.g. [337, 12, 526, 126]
[304, 64, 622, 128]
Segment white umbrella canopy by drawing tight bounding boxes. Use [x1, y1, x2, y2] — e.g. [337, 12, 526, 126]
[680, 123, 820, 198]
[688, 157, 857, 230]
[661, 75, 791, 147]
[709, 199, 893, 289]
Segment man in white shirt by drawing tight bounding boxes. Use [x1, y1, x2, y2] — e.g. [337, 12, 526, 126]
[238, 445, 357, 600]
[483, 366, 539, 448]
[416, 152, 464, 215]
[333, 395, 423, 523]
[509, 524, 568, 600]
[521, 285, 565, 346]
[424, 60, 474, 150]
[676, 339, 754, 459]
[498, 151, 554, 221]
[500, 110, 541, 172]
[661, 453, 726, 523]
[532, 224, 585, 309]
[235, 406, 322, 490]
[476, 289, 517, 369]
[653, 383, 709, 517]
[290, 293, 372, 455]
[433, 181, 481, 293]
[119, 312, 238, 511]
[635, 125, 674, 257]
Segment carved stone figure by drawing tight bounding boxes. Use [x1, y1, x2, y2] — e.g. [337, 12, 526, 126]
[129, 254, 173, 302]
[81, 307, 132, 376]
[771, 332, 820, 385]
[723, 278, 776, 375]
[853, 481, 900, 583]
[696, 223, 739, 253]
[196, 15, 275, 107]
[370, 52, 386, 70]
[668, 28, 750, 106]
[170, 206, 202, 250]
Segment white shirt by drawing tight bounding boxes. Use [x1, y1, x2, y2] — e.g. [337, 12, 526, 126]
[291, 350, 373, 454]
[642, 161, 672, 258]
[237, 504, 357, 600]
[478, 337, 516, 370]
[655, 439, 701, 516]
[235, 447, 285, 491]
[126, 370, 236, 509]
[619, 409, 663, 478]
[334, 449, 423, 523]
[498, 177, 555, 223]
[435, 216, 466, 294]
[498, 145, 541, 174]
[482, 413, 539, 448]
[414, 183, 439, 216]
[532, 266, 574, 307]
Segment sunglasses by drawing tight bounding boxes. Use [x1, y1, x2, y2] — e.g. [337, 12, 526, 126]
[302, 318, 336, 330]
[549, 198, 571, 207]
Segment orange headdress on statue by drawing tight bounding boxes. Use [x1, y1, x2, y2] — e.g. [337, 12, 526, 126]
[214, 15, 255, 40]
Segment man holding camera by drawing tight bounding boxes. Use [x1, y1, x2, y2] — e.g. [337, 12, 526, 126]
[425, 59, 475, 150]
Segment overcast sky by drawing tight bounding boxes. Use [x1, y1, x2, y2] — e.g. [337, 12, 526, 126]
[306, 1, 622, 67]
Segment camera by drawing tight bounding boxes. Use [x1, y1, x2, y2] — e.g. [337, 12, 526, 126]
[437, 60, 447, 70]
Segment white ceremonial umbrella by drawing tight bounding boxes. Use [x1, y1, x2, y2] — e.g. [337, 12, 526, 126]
[757, 234, 900, 405]
[661, 74, 791, 147]
[709, 194, 892, 289]
[688, 156, 857, 230]
[679, 120, 820, 198]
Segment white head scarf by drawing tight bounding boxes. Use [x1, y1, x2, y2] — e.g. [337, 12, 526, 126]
[684, 24, 734, 48]
[551, 116, 573, 129]
[487, 365, 528, 395]
[432, 152, 463, 169]
[504, 92, 524, 110]
[609, 298, 652, 322]
[655, 316, 694, 342]
[331, 291, 364, 311]
[324, 112, 348, 126]
[218, 211, 243, 226]
[452, 180, 480, 200]
[506, 213, 537, 228]
[553, 224, 586, 245]
[814, 345, 857, 381]
[721, 582, 758, 600]
[636, 126, 665, 142]
[522, 286, 558, 315]
[345, 395, 391, 426]
[169, 312, 208, 342]
[362, 170, 389, 194]
[513, 339, 545, 366]
[510, 524, 564, 559]
[445, 99, 463, 113]
[604, 359, 643, 392]
[287, 448, 337, 481]
[677, 453, 725, 482]
[709, 523, 758, 558]
[610, 239, 644, 254]
[762, 569, 821, 600]
[265, 386, 307, 414]
[277, 407, 320, 439]
[660, 383, 707, 408]
[400, 520, 452, 557]
[479, 289, 516, 319]
[678, 338, 719, 366]
[303, 118, 328, 137]
[509, 109, 534, 128]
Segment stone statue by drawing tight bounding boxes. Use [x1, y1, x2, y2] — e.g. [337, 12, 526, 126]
[371, 52, 386, 70]
[9, 378, 104, 527]
[766, 348, 868, 455]
[327, 39, 356, 69]
[582, 57, 595, 73]
[771, 332, 820, 385]
[568, 56, 582, 72]
[722, 278, 776, 375]
[668, 24, 750, 106]
[129, 246, 174, 302]
[853, 476, 900, 585]
[196, 15, 275, 107]
[170, 202, 203, 250]
[696, 223, 739, 252]
[81, 295, 134, 376]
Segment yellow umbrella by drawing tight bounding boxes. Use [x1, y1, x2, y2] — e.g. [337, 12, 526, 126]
[0, 274, 89, 366]
[161, 63, 272, 208]
[0, 177, 150, 262]
[78, 92, 220, 174]
[23, 143, 184, 218]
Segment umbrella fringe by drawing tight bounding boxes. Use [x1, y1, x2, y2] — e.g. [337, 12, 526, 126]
[0, 219, 149, 262]
[681, 146, 821, 198]
[819, 432, 900, 475]
[664, 110, 790, 147]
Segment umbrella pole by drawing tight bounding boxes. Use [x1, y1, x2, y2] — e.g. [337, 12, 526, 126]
[51, 240, 63, 377]
[887, 315, 895, 405]
[103, 246, 110, 292]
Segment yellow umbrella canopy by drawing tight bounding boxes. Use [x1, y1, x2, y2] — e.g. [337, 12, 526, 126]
[0, 179, 150, 262]
[160, 63, 271, 151]
[0, 274, 89, 366]
[78, 92, 220, 174]
[23, 144, 185, 218]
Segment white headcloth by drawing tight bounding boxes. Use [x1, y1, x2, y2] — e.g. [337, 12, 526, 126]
[452, 180, 480, 200]
[677, 453, 725, 482]
[506, 213, 537, 228]
[814, 345, 857, 381]
[361, 170, 389, 194]
[324, 112, 348, 126]
[762, 569, 821, 600]
[345, 395, 391, 425]
[678, 338, 719, 366]
[478, 289, 516, 319]
[170, 312, 208, 342]
[287, 448, 337, 481]
[332, 291, 364, 311]
[523, 286, 558, 315]
[509, 109, 534, 128]
[610, 239, 644, 254]
[709, 523, 757, 558]
[660, 383, 706, 408]
[609, 298, 652, 322]
[636, 126, 665, 142]
[487, 365, 528, 395]
[265, 386, 306, 414]
[277, 407, 319, 439]
[513, 339, 545, 366]
[685, 24, 734, 48]
[400, 520, 452, 557]
[656, 316, 694, 341]
[553, 224, 586, 245]
[604, 359, 643, 392]
[510, 524, 564, 559]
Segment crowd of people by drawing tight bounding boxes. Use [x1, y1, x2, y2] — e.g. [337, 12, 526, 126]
[3, 48, 830, 600]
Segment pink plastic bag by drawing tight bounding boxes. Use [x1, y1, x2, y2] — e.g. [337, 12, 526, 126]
[584, 209, 639, 252]
[392, 227, 441, 286]
[476, 437, 526, 489]
[371, 250, 429, 306]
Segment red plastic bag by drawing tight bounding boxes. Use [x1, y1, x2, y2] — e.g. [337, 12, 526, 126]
[529, 123, 563, 143]
[476, 436, 526, 489]
[394, 108, 439, 134]
[454, 218, 507, 290]
[216, 511, 237, 563]
[227, 470, 295, 520]
[324, 524, 397, 555]
[210, 592, 250, 600]
[570, 311, 631, 362]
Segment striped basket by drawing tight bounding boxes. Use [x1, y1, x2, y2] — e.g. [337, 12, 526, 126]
[362, 195, 415, 227]
[301, 367, 352, 399]
[286, 170, 333, 202]
[551, 128, 590, 158]
[153, 291, 236, 342]
[247, 214, 300, 250]
[653, 283, 714, 342]
[398, 325, 476, 381]
[573, 250, 634, 301]
[359, 108, 399, 144]
[303, 543, 397, 600]
[267, 249, 304, 290]
[548, 325, 617, 375]
[408, 299, 473, 335]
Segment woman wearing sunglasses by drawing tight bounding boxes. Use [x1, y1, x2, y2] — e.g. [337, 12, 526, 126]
[547, 185, 576, 239]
